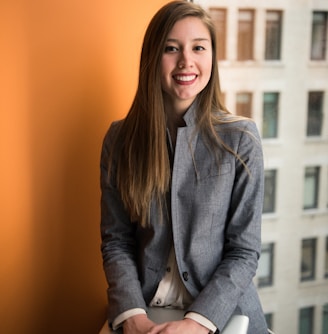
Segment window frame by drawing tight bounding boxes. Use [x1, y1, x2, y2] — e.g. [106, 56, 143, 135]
[325, 237, 328, 279]
[262, 92, 279, 139]
[322, 303, 328, 334]
[299, 306, 314, 334]
[236, 92, 253, 118]
[307, 91, 324, 137]
[265, 10, 283, 60]
[209, 8, 227, 61]
[301, 238, 317, 282]
[303, 166, 320, 210]
[257, 243, 274, 287]
[237, 9, 255, 60]
[263, 169, 277, 214]
[265, 313, 274, 331]
[310, 11, 328, 61]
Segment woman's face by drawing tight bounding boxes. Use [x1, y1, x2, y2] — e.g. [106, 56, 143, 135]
[161, 16, 212, 111]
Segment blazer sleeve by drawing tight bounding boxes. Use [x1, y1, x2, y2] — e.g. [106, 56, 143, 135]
[187, 121, 264, 330]
[100, 123, 147, 326]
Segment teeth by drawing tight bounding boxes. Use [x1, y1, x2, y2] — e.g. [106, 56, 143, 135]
[175, 75, 196, 82]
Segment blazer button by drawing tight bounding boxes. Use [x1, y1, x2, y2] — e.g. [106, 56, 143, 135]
[182, 271, 189, 281]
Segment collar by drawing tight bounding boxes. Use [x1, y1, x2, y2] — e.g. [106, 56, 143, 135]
[182, 100, 198, 127]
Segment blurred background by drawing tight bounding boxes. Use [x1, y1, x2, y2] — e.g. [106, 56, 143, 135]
[0, 0, 168, 333]
[197, 1, 328, 333]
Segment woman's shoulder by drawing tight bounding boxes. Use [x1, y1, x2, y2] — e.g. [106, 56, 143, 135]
[214, 112, 259, 133]
[103, 119, 125, 144]
[210, 114, 261, 151]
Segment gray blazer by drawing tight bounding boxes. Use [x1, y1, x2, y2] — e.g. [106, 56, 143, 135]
[100, 105, 268, 334]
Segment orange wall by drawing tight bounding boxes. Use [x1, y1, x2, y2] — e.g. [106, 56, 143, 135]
[0, 1, 168, 333]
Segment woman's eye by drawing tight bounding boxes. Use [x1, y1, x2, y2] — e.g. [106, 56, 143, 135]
[164, 45, 179, 53]
[194, 45, 205, 51]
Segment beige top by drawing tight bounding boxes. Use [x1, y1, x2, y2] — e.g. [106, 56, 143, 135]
[112, 247, 217, 333]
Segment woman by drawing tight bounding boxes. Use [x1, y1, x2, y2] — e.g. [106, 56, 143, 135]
[100, 1, 268, 333]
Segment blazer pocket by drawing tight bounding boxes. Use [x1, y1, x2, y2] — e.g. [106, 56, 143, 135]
[195, 161, 231, 180]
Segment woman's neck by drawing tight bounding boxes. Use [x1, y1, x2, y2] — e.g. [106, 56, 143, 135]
[165, 107, 187, 148]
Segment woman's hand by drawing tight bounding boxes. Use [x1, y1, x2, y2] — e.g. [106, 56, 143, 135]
[123, 314, 156, 334]
[146, 318, 209, 334]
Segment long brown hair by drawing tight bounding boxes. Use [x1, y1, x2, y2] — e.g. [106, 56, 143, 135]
[109, 1, 243, 227]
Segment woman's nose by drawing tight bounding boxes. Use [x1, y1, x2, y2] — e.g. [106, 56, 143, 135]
[178, 50, 193, 69]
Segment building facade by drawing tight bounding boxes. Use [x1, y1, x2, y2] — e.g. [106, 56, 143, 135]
[195, 0, 328, 333]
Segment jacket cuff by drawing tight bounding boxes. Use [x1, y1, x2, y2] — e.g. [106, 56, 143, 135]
[184, 312, 217, 333]
[112, 308, 147, 330]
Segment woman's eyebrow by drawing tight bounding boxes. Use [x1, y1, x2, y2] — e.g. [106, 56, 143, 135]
[166, 37, 210, 43]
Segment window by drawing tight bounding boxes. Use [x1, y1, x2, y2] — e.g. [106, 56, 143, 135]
[265, 313, 274, 331]
[303, 166, 320, 210]
[299, 307, 314, 334]
[238, 10, 254, 60]
[263, 170, 277, 213]
[236, 92, 252, 117]
[323, 304, 328, 334]
[325, 237, 328, 278]
[209, 8, 226, 60]
[301, 238, 316, 282]
[263, 92, 279, 138]
[265, 11, 282, 60]
[258, 243, 274, 287]
[311, 12, 328, 60]
[307, 92, 324, 137]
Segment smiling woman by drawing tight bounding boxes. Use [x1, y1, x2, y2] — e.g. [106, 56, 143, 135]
[161, 17, 212, 115]
[100, 1, 268, 334]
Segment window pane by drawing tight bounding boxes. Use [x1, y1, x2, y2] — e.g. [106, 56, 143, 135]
[258, 243, 274, 287]
[311, 12, 328, 60]
[323, 304, 328, 334]
[238, 10, 254, 60]
[299, 307, 314, 334]
[263, 93, 279, 138]
[209, 8, 226, 60]
[325, 237, 328, 278]
[265, 313, 273, 330]
[265, 11, 282, 60]
[236, 92, 252, 118]
[263, 170, 276, 213]
[307, 92, 324, 136]
[303, 167, 320, 209]
[301, 239, 316, 281]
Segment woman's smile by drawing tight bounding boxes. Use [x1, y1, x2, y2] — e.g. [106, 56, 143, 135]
[173, 73, 198, 84]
